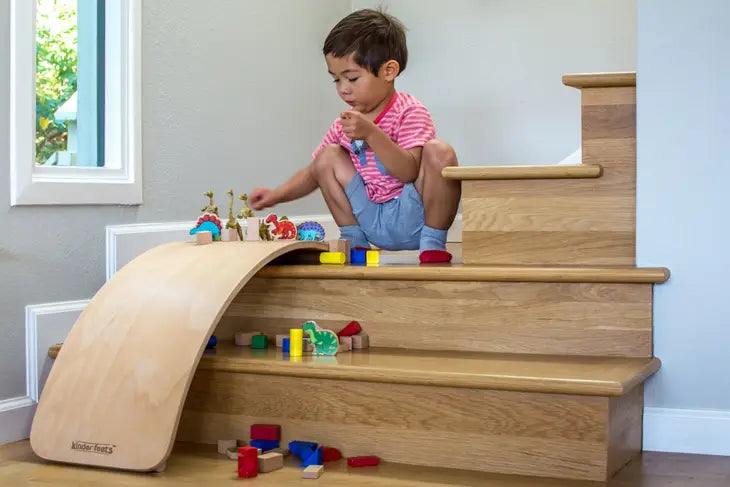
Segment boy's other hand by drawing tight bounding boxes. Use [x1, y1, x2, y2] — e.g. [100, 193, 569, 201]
[249, 187, 277, 211]
[340, 110, 376, 141]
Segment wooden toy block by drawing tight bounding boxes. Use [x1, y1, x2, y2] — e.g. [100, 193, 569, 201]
[320, 251, 346, 265]
[322, 446, 342, 462]
[237, 446, 258, 478]
[351, 248, 366, 264]
[366, 250, 379, 266]
[234, 331, 262, 346]
[337, 320, 362, 337]
[352, 333, 369, 350]
[251, 334, 268, 349]
[339, 336, 352, 351]
[275, 334, 288, 347]
[302, 465, 324, 479]
[226, 446, 239, 460]
[347, 455, 380, 467]
[328, 239, 350, 262]
[237, 439, 247, 447]
[217, 439, 237, 455]
[289, 329, 303, 357]
[250, 439, 278, 452]
[271, 447, 290, 457]
[289, 441, 318, 460]
[257, 452, 283, 473]
[300, 446, 323, 468]
[282, 337, 290, 353]
[245, 217, 260, 241]
[302, 321, 339, 355]
[195, 230, 213, 245]
[221, 227, 240, 242]
[303, 337, 314, 352]
[250, 424, 281, 441]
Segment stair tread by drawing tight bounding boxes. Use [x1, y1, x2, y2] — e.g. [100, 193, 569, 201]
[258, 263, 670, 283]
[196, 343, 659, 396]
[562, 71, 636, 88]
[442, 164, 602, 180]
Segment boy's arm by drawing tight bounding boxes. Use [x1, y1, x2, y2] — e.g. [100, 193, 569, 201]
[260, 164, 318, 206]
[365, 129, 421, 182]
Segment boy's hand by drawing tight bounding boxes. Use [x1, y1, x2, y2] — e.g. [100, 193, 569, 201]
[249, 187, 277, 211]
[340, 110, 376, 141]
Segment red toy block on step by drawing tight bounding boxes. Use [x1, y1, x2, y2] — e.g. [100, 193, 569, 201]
[337, 320, 362, 337]
[347, 455, 380, 467]
[250, 424, 281, 441]
[322, 446, 342, 462]
[237, 446, 258, 478]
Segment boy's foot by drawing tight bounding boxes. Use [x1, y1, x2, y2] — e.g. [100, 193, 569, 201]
[419, 249, 452, 264]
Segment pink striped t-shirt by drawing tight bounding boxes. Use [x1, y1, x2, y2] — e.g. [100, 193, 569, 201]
[312, 91, 436, 203]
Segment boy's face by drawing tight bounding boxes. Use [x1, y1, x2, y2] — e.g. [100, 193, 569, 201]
[326, 53, 397, 116]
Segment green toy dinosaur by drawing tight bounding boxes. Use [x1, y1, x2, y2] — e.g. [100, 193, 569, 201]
[301, 321, 339, 355]
[225, 189, 243, 240]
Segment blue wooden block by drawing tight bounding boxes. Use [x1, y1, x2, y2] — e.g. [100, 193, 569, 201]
[351, 249, 367, 265]
[205, 335, 217, 349]
[288, 440, 318, 460]
[250, 439, 279, 452]
[282, 337, 290, 353]
[300, 446, 323, 468]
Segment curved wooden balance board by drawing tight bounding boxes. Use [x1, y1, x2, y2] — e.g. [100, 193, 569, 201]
[30, 240, 327, 471]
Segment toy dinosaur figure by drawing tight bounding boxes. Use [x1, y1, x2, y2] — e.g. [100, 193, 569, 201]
[259, 220, 273, 241]
[265, 214, 297, 239]
[296, 221, 325, 241]
[190, 213, 222, 240]
[201, 191, 219, 216]
[225, 189, 243, 240]
[301, 321, 339, 355]
[237, 193, 255, 219]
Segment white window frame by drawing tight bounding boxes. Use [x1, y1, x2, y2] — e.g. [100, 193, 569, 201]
[9, 0, 142, 206]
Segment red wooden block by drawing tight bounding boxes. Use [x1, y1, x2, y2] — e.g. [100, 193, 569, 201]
[347, 455, 380, 467]
[337, 320, 362, 337]
[322, 446, 342, 462]
[237, 446, 258, 478]
[250, 424, 281, 441]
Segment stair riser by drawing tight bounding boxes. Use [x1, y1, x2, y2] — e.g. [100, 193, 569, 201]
[462, 86, 636, 266]
[178, 371, 643, 481]
[218, 277, 653, 357]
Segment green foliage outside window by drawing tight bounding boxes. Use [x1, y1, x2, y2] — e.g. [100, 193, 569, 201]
[35, 0, 78, 165]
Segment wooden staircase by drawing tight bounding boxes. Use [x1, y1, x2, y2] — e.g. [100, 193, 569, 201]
[49, 72, 667, 481]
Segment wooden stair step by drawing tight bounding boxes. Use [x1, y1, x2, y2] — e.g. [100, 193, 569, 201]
[257, 263, 669, 283]
[442, 164, 603, 180]
[49, 343, 659, 396]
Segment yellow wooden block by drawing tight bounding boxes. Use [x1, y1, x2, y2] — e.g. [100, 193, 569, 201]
[366, 250, 379, 265]
[290, 328, 303, 357]
[320, 252, 346, 265]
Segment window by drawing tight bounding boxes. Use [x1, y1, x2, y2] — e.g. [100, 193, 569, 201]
[10, 0, 141, 206]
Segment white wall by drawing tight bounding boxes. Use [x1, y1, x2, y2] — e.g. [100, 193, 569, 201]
[637, 0, 730, 453]
[353, 0, 636, 165]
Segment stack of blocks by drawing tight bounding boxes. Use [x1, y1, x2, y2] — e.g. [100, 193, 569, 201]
[337, 320, 369, 351]
[235, 424, 283, 478]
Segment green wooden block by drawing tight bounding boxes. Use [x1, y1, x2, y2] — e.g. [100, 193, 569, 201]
[251, 334, 268, 349]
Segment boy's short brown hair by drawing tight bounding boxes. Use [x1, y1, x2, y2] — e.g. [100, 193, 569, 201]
[323, 9, 408, 76]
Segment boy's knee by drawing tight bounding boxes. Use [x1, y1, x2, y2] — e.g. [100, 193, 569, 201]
[312, 144, 347, 174]
[423, 139, 458, 171]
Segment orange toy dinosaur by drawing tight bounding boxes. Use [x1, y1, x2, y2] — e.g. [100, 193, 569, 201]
[264, 214, 297, 240]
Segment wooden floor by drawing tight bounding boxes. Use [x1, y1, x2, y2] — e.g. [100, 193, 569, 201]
[2, 440, 729, 486]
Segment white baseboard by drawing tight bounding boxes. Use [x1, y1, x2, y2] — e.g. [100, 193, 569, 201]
[644, 407, 730, 456]
[105, 215, 463, 280]
[0, 396, 35, 444]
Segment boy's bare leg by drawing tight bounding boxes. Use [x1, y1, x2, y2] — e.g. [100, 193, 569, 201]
[415, 139, 460, 229]
[311, 144, 358, 226]
[414, 139, 460, 262]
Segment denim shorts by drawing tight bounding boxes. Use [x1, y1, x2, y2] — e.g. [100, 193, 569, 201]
[345, 173, 425, 251]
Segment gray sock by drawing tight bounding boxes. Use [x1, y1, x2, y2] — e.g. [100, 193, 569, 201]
[339, 225, 370, 249]
[419, 225, 448, 252]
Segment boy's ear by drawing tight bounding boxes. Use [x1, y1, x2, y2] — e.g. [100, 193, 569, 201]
[380, 60, 400, 81]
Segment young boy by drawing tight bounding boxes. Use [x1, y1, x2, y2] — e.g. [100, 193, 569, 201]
[249, 9, 460, 263]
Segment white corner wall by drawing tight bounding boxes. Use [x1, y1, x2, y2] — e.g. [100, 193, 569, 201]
[637, 0, 730, 455]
